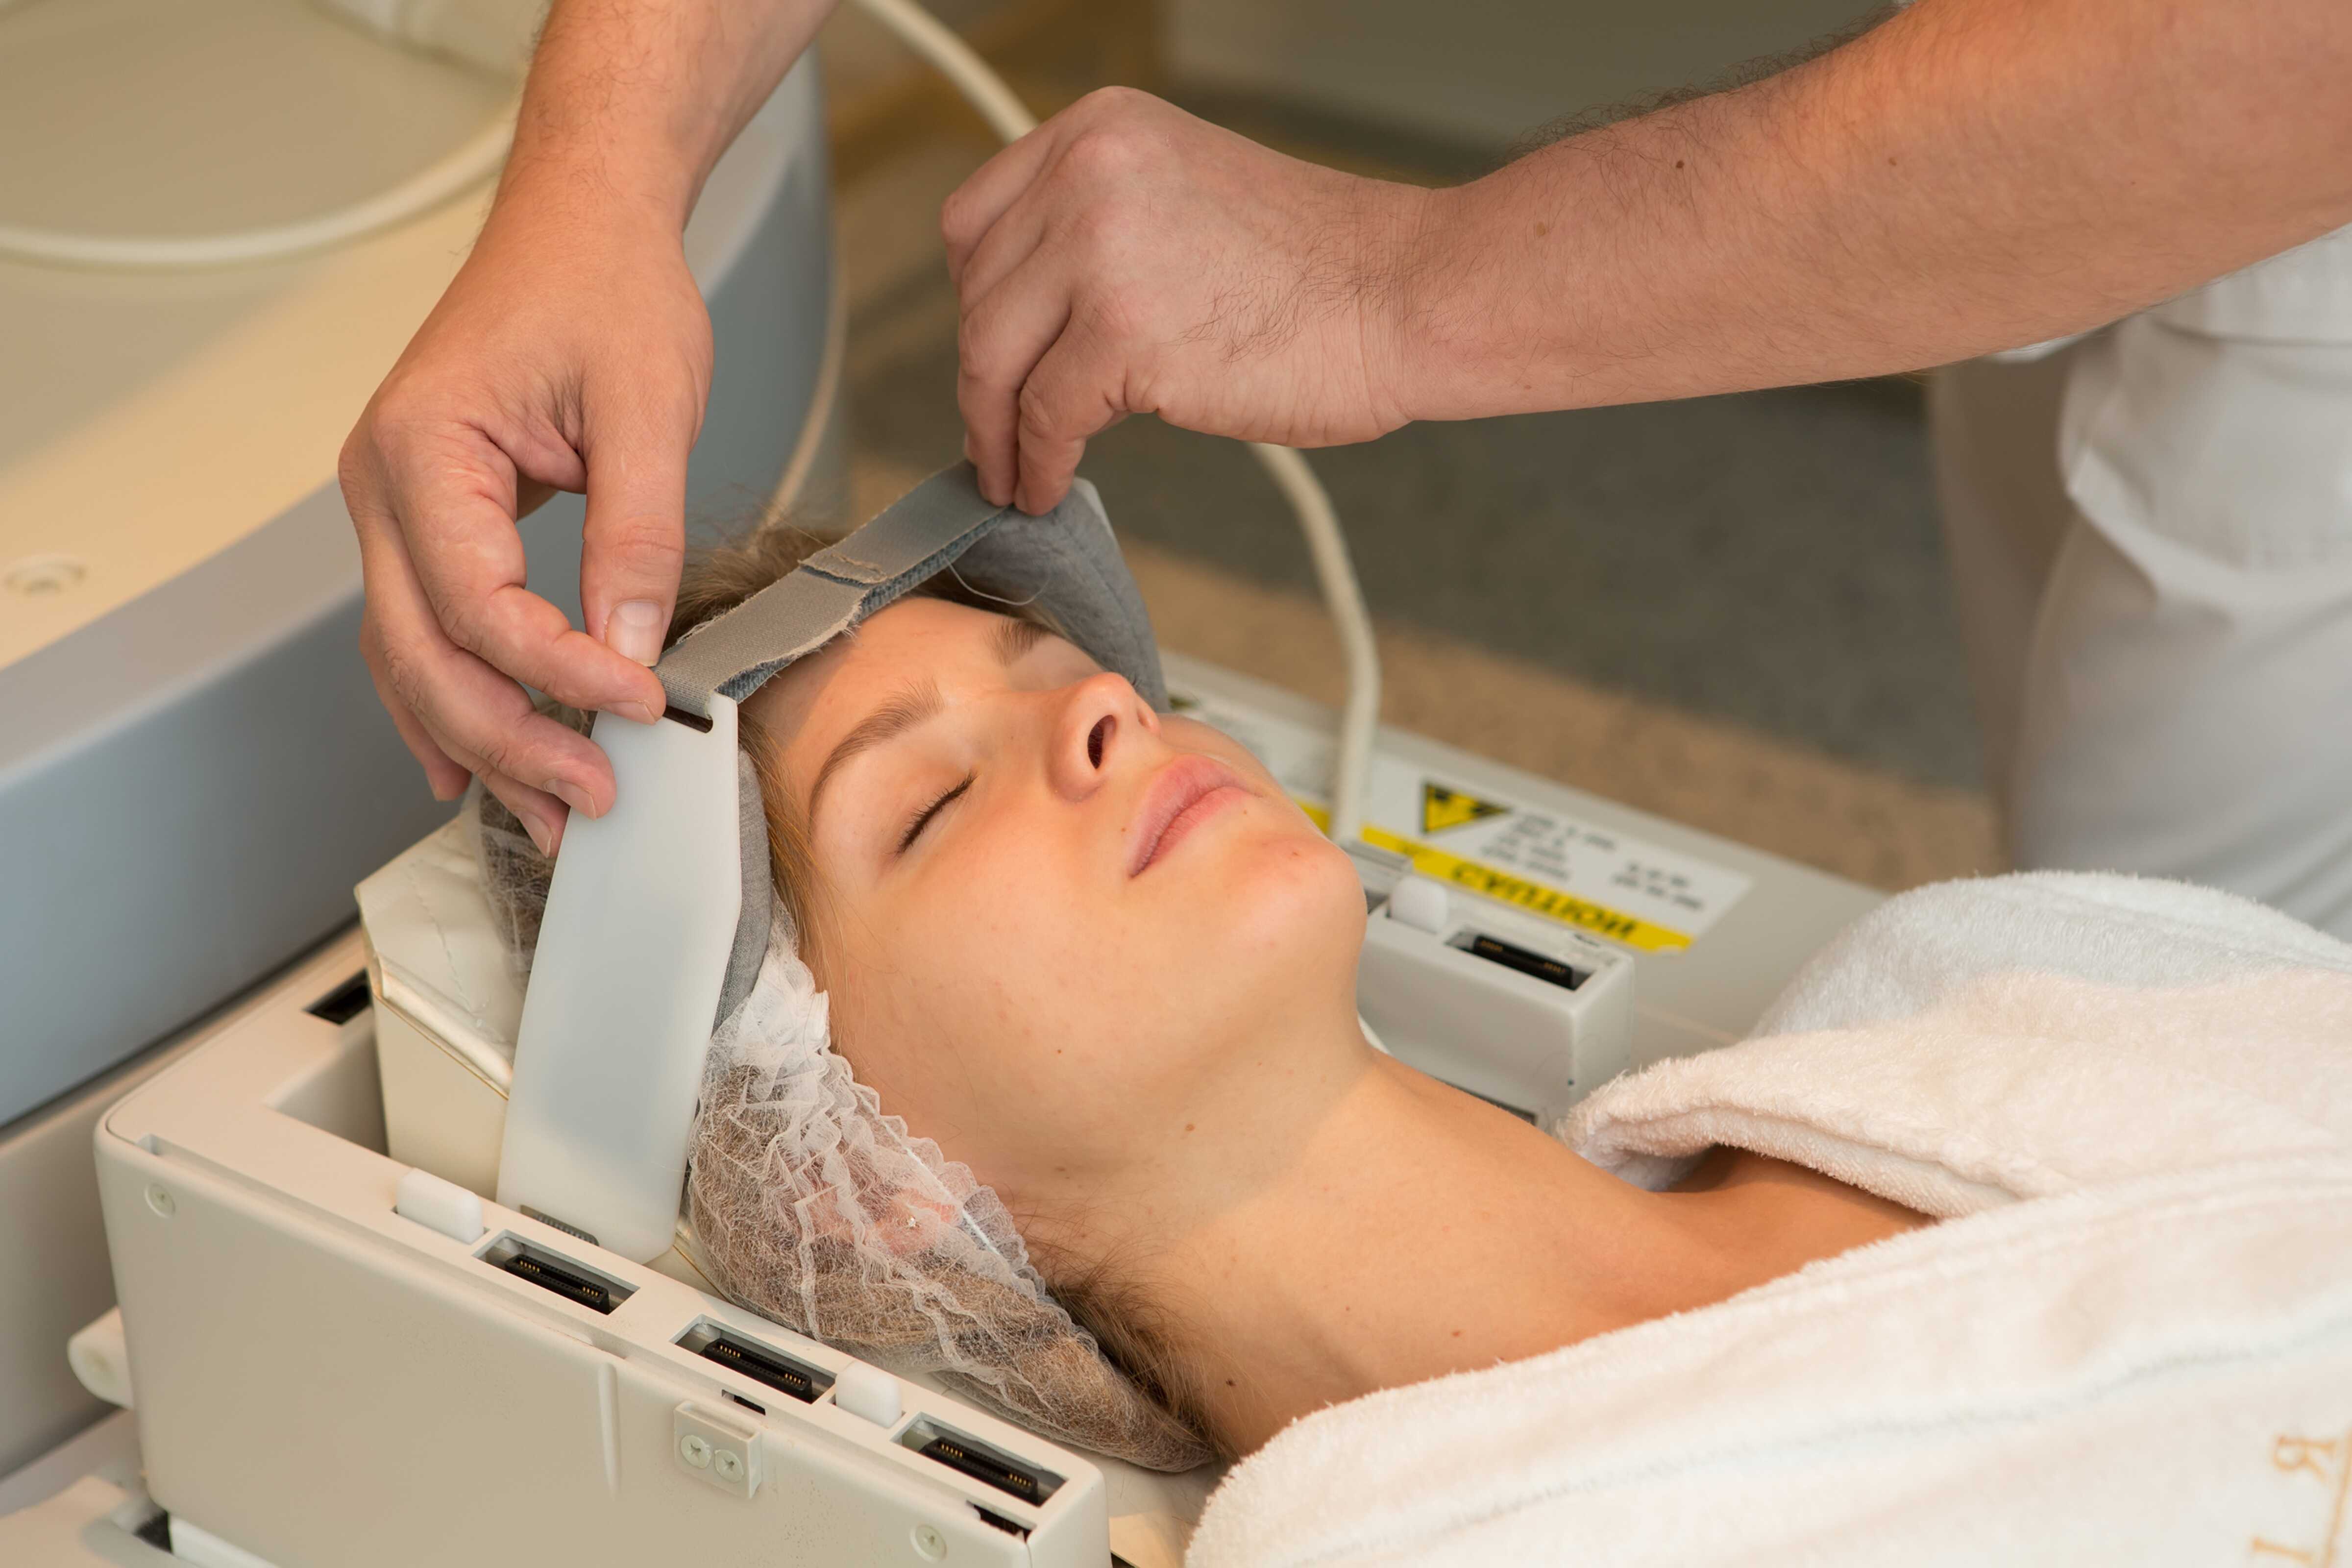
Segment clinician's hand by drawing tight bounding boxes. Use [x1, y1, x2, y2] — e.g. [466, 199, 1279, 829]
[944, 89, 1434, 514]
[339, 205, 711, 855]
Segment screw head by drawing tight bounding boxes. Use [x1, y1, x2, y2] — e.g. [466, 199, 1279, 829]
[679, 1433, 712, 1469]
[145, 1184, 175, 1219]
[910, 1522, 948, 1561]
[712, 1447, 744, 1481]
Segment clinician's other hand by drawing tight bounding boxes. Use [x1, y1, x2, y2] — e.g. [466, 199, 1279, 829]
[339, 205, 712, 855]
[944, 89, 1432, 514]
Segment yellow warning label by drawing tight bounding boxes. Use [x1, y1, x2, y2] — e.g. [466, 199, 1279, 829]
[1421, 781, 1512, 836]
[1361, 826, 1694, 952]
[1296, 798, 1695, 953]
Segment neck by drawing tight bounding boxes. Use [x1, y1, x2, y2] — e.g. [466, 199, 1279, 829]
[1068, 1036, 1748, 1457]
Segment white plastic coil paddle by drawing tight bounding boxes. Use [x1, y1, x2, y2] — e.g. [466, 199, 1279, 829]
[497, 698, 745, 1261]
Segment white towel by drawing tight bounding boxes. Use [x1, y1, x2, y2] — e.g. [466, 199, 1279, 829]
[1186, 873, 2352, 1566]
[1572, 871, 2352, 1215]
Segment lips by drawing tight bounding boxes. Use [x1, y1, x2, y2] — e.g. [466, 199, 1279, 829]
[1127, 754, 1251, 876]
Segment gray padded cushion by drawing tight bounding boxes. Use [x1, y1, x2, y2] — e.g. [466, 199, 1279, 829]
[943, 479, 1168, 712]
[721, 746, 773, 1025]
[660, 465, 1164, 717]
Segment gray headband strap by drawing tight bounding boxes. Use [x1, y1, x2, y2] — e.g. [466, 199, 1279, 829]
[658, 463, 1014, 718]
[656, 461, 1170, 721]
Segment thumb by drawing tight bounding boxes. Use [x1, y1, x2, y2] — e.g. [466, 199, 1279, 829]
[578, 395, 698, 673]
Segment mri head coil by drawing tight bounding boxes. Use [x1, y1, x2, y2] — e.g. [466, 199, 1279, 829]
[499, 463, 1165, 1255]
[493, 463, 1211, 1469]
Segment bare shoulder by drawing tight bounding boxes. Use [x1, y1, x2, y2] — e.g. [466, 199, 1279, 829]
[1672, 1145, 1932, 1281]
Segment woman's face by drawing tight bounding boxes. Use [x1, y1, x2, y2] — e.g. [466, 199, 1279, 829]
[745, 595, 1366, 1211]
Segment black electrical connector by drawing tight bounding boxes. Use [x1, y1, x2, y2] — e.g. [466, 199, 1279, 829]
[918, 1433, 1048, 1504]
[1462, 932, 1583, 990]
[973, 1505, 1030, 1539]
[694, 1331, 822, 1403]
[499, 1249, 616, 1312]
[481, 1237, 635, 1314]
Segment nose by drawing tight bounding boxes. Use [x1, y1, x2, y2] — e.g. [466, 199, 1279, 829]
[1046, 671, 1157, 799]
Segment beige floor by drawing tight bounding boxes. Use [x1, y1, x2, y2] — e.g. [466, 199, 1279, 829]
[826, 46, 2001, 896]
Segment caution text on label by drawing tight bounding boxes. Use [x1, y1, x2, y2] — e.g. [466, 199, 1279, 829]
[1361, 827, 1694, 952]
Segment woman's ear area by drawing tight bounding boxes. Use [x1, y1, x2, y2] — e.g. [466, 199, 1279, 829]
[738, 702, 834, 975]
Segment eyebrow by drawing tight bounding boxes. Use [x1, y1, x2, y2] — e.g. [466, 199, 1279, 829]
[992, 616, 1049, 666]
[806, 677, 946, 830]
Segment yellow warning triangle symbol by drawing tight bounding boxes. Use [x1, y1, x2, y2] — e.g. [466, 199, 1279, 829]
[1421, 781, 1512, 835]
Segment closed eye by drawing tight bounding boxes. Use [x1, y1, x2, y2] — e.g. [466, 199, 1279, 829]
[897, 773, 974, 854]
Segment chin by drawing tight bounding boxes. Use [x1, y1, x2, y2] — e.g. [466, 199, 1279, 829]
[1200, 813, 1366, 985]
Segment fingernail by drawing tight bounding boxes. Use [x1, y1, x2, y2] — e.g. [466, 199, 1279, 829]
[606, 599, 665, 665]
[614, 700, 660, 725]
[517, 807, 556, 858]
[548, 778, 596, 818]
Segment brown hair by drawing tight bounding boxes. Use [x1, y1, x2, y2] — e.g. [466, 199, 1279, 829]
[665, 526, 833, 956]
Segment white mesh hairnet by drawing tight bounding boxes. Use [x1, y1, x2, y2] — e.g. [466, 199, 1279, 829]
[468, 784, 1213, 1471]
[690, 916, 1212, 1469]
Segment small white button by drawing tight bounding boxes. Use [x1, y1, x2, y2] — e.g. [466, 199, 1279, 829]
[833, 1362, 902, 1427]
[394, 1168, 486, 1245]
[1387, 876, 1451, 935]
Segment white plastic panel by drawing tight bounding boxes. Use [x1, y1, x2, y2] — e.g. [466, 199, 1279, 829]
[1358, 895, 1634, 1120]
[94, 934, 1112, 1568]
[500, 701, 746, 1262]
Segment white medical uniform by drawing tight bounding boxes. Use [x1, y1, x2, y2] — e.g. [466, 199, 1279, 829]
[1930, 225, 2352, 939]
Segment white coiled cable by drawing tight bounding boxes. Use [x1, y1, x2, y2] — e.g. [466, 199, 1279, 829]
[853, 0, 1382, 846]
[0, 0, 526, 270]
[0, 112, 517, 270]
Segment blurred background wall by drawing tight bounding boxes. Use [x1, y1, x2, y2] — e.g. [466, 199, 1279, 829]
[1165, 0, 1880, 154]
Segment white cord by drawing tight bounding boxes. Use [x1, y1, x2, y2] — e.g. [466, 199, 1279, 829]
[769, 270, 848, 519]
[850, 0, 1038, 144]
[0, 108, 516, 270]
[852, 0, 1382, 844]
[1248, 442, 1378, 845]
[0, 0, 527, 272]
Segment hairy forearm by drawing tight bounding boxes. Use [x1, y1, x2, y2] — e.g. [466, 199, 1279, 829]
[1395, 0, 2352, 417]
[495, 0, 835, 233]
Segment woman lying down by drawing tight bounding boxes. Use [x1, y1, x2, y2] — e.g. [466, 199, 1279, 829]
[482, 487, 2352, 1566]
